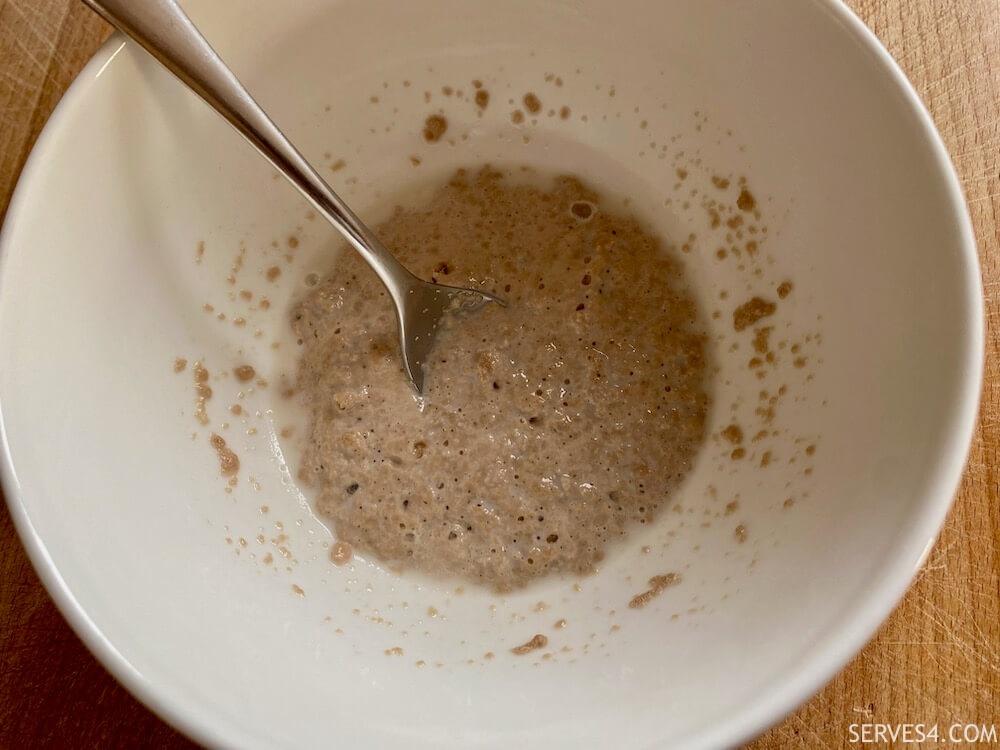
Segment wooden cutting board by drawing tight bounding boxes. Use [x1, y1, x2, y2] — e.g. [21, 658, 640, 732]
[1, 1, 997, 747]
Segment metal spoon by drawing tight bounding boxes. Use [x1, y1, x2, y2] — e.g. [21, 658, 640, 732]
[82, 0, 503, 394]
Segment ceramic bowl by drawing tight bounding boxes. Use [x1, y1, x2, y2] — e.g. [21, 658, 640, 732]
[0, 1, 981, 748]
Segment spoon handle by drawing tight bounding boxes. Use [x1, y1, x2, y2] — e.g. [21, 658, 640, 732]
[81, 0, 412, 288]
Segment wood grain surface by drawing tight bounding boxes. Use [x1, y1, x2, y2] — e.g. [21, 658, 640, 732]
[1, 1, 997, 747]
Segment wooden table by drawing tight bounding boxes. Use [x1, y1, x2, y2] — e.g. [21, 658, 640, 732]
[1, 1, 996, 747]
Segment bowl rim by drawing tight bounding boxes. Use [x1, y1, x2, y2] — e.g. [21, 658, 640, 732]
[0, 1, 984, 748]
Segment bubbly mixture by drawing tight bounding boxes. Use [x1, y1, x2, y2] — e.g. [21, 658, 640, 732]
[292, 166, 710, 591]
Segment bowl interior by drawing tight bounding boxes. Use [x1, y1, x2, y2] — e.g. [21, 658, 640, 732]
[0, 1, 980, 748]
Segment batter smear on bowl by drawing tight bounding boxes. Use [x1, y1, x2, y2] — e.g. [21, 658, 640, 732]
[293, 166, 711, 591]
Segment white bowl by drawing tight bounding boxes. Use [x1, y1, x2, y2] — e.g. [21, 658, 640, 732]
[0, 1, 982, 748]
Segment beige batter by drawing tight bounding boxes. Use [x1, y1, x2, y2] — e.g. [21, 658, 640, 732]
[292, 166, 710, 591]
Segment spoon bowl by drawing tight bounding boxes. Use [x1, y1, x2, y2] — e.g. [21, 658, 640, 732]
[81, 0, 502, 394]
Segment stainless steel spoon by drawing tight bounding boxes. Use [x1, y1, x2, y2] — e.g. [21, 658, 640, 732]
[82, 0, 503, 394]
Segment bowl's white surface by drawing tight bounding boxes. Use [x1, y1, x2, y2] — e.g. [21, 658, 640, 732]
[0, 1, 981, 748]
